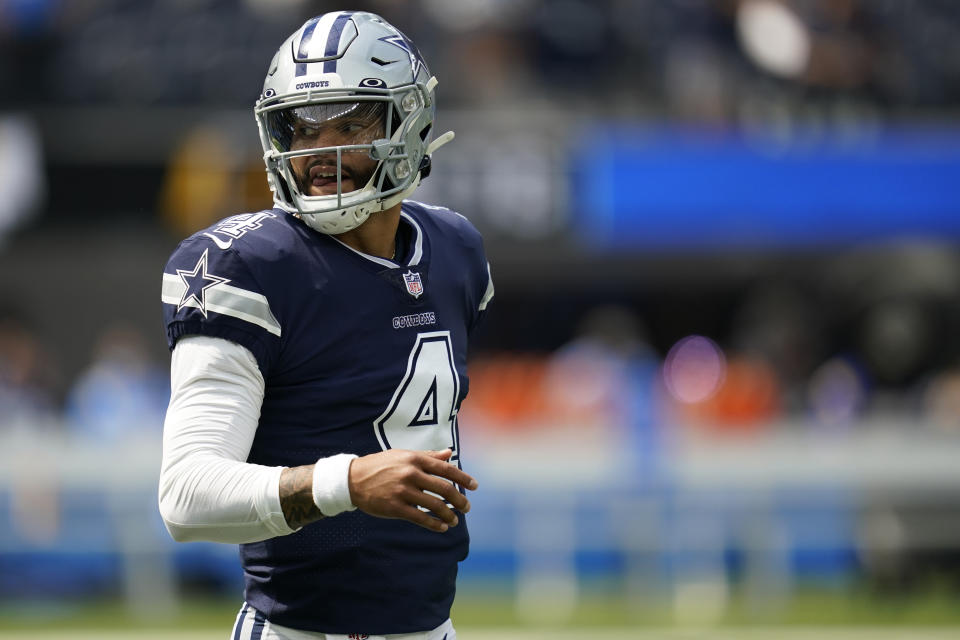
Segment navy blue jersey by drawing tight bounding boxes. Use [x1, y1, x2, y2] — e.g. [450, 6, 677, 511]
[161, 201, 493, 634]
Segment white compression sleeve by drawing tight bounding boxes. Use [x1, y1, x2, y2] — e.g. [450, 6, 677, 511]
[158, 335, 295, 543]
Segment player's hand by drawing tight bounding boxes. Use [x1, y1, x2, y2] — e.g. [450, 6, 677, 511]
[347, 449, 478, 533]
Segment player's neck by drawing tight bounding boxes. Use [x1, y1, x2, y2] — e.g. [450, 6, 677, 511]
[333, 203, 402, 260]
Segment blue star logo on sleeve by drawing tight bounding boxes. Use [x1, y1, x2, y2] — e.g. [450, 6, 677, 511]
[176, 248, 230, 318]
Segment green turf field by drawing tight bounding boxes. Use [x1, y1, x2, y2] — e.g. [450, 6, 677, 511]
[2, 589, 960, 639]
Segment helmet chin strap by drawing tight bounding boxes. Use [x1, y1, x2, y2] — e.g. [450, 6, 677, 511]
[380, 173, 421, 211]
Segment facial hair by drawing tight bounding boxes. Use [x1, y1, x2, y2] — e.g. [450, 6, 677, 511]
[295, 154, 378, 196]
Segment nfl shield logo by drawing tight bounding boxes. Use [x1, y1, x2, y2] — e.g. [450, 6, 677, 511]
[402, 270, 424, 298]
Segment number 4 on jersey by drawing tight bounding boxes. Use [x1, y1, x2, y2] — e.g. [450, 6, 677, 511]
[375, 331, 460, 463]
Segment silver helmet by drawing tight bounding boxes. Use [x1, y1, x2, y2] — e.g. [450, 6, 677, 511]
[255, 12, 454, 234]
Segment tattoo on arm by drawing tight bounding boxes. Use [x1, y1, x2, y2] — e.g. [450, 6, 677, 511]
[279, 465, 325, 529]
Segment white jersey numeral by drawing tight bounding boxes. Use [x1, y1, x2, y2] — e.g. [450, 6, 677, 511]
[375, 331, 460, 461]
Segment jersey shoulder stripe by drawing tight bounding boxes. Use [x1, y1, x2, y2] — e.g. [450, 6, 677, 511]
[161, 272, 281, 336]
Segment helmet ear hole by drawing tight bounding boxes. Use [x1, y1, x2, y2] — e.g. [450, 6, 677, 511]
[418, 154, 432, 180]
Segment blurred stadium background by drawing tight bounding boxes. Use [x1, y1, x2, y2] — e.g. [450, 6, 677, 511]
[4, 0, 960, 637]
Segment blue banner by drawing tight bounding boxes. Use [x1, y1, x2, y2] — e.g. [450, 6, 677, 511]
[572, 126, 960, 249]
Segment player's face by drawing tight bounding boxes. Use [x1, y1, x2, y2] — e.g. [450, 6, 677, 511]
[287, 103, 385, 197]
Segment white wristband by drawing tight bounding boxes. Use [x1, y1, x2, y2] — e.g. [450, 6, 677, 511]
[311, 454, 358, 517]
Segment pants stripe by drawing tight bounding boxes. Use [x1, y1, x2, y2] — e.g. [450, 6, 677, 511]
[231, 604, 249, 640]
[232, 606, 454, 639]
[250, 609, 266, 640]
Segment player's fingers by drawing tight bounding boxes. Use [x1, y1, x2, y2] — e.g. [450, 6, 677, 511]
[425, 449, 454, 461]
[408, 491, 459, 527]
[419, 474, 470, 513]
[420, 455, 478, 491]
[396, 503, 450, 533]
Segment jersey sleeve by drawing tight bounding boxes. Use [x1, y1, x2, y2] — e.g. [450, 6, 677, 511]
[428, 202, 493, 333]
[159, 335, 294, 544]
[464, 220, 494, 333]
[472, 259, 494, 332]
[161, 239, 282, 374]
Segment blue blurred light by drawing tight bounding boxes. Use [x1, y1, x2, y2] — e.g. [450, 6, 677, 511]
[572, 126, 960, 249]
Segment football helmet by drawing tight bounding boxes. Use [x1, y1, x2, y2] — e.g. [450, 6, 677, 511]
[255, 11, 454, 234]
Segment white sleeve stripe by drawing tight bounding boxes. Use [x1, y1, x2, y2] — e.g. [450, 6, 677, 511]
[479, 262, 494, 312]
[162, 273, 282, 336]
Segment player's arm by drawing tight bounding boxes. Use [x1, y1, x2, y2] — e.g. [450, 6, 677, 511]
[159, 335, 293, 543]
[159, 335, 477, 541]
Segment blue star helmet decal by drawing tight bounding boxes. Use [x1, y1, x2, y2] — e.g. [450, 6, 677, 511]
[378, 33, 426, 81]
[176, 248, 230, 317]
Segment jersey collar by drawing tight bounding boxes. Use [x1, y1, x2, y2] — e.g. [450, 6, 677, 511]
[329, 210, 423, 269]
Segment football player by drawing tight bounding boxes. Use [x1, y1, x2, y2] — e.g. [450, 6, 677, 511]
[159, 11, 493, 640]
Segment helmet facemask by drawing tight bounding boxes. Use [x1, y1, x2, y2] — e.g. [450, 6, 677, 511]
[255, 12, 454, 235]
[255, 84, 434, 235]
